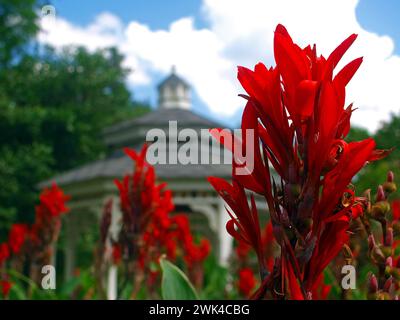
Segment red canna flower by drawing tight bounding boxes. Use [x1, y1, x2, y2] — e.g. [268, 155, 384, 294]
[0, 243, 9, 265]
[171, 214, 211, 266]
[238, 268, 257, 297]
[108, 145, 210, 296]
[209, 24, 390, 299]
[184, 239, 211, 267]
[1, 280, 12, 298]
[8, 224, 28, 255]
[30, 183, 70, 252]
[36, 183, 70, 218]
[208, 177, 267, 275]
[165, 238, 177, 260]
[27, 183, 70, 276]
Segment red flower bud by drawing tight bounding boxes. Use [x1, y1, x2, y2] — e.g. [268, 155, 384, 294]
[387, 171, 394, 183]
[368, 274, 378, 293]
[383, 276, 393, 292]
[238, 268, 256, 297]
[376, 185, 386, 202]
[386, 256, 393, 268]
[385, 227, 393, 247]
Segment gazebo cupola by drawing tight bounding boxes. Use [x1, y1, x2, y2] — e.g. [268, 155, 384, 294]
[157, 66, 191, 110]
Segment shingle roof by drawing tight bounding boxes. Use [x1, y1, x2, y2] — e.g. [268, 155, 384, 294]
[41, 155, 231, 187]
[103, 108, 222, 135]
[43, 107, 230, 187]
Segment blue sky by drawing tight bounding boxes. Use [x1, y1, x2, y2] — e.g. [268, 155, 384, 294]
[44, 0, 400, 130]
[51, 0, 399, 53]
[49, 0, 228, 124]
[51, 0, 207, 29]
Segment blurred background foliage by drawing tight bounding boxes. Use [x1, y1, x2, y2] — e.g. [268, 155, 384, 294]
[347, 115, 400, 197]
[0, 0, 150, 238]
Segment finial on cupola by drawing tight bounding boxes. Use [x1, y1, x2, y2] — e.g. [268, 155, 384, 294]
[157, 66, 191, 110]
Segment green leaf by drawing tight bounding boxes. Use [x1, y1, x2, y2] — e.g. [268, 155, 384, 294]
[160, 258, 198, 300]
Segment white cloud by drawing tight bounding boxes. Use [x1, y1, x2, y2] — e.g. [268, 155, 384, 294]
[38, 0, 400, 132]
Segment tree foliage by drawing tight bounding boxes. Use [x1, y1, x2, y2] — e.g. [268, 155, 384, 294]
[351, 114, 400, 194]
[0, 0, 42, 68]
[0, 1, 150, 238]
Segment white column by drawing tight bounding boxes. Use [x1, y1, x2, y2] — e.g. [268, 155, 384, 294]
[107, 196, 121, 300]
[107, 266, 118, 300]
[64, 214, 76, 282]
[217, 198, 233, 266]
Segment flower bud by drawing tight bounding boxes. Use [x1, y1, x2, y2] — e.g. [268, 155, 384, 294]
[386, 257, 393, 268]
[369, 236, 386, 264]
[385, 227, 394, 247]
[383, 182, 397, 194]
[387, 171, 395, 183]
[368, 273, 378, 294]
[376, 185, 386, 202]
[370, 201, 390, 220]
[383, 276, 393, 292]
[381, 246, 393, 259]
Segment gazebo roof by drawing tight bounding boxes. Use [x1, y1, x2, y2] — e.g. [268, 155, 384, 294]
[103, 107, 221, 135]
[41, 155, 231, 187]
[42, 107, 231, 188]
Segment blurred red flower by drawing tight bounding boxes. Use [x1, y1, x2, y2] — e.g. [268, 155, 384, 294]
[238, 268, 256, 297]
[0, 280, 12, 298]
[108, 146, 210, 295]
[8, 224, 28, 254]
[0, 243, 9, 265]
[36, 183, 70, 219]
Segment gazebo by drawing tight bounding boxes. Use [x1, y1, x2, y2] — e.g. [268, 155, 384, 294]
[43, 68, 237, 284]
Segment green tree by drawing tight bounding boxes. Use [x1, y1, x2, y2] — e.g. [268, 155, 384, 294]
[0, 46, 150, 233]
[4, 46, 149, 170]
[0, 1, 150, 235]
[345, 126, 370, 143]
[0, 0, 42, 68]
[353, 113, 400, 195]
